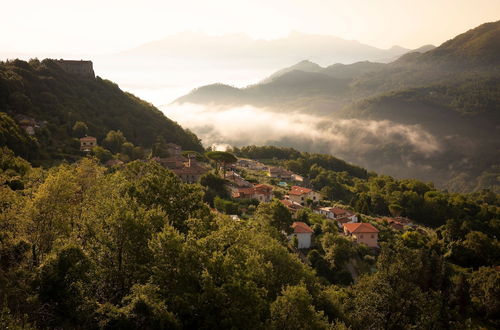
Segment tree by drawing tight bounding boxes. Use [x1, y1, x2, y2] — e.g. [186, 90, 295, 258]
[270, 284, 330, 330]
[37, 245, 93, 327]
[91, 146, 112, 163]
[131, 146, 145, 160]
[72, 121, 88, 138]
[205, 151, 237, 177]
[103, 130, 127, 154]
[388, 203, 403, 217]
[121, 142, 135, 159]
[151, 135, 169, 158]
[254, 200, 293, 234]
[469, 267, 500, 320]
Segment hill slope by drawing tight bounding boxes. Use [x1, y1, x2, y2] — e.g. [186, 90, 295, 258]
[177, 20, 500, 110]
[173, 21, 500, 192]
[0, 59, 203, 162]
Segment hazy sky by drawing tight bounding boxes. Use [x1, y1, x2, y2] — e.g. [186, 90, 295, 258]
[2, 0, 499, 54]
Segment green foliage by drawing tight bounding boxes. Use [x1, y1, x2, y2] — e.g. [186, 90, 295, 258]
[0, 141, 499, 329]
[469, 267, 500, 320]
[254, 200, 293, 234]
[151, 135, 170, 158]
[92, 146, 113, 163]
[0, 59, 203, 164]
[199, 172, 230, 206]
[103, 130, 127, 154]
[270, 284, 330, 330]
[0, 112, 38, 160]
[72, 121, 88, 138]
[214, 196, 239, 215]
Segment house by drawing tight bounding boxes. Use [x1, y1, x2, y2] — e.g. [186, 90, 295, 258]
[236, 158, 268, 171]
[376, 217, 413, 231]
[105, 159, 124, 167]
[280, 199, 304, 217]
[232, 184, 273, 202]
[288, 186, 322, 206]
[290, 222, 313, 249]
[229, 215, 240, 221]
[343, 223, 379, 248]
[225, 171, 253, 187]
[15, 115, 38, 136]
[80, 136, 97, 151]
[155, 154, 208, 183]
[268, 167, 293, 180]
[315, 207, 358, 227]
[291, 174, 304, 182]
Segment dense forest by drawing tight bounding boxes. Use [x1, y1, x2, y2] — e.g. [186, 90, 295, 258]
[0, 58, 203, 165]
[1, 143, 499, 329]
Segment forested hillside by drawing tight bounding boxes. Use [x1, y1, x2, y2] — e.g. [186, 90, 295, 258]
[1, 146, 499, 329]
[0, 58, 203, 164]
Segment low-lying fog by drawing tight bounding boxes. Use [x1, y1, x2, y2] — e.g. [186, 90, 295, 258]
[162, 103, 445, 179]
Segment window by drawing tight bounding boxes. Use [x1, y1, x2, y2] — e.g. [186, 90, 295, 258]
[371, 234, 375, 238]
[359, 234, 364, 238]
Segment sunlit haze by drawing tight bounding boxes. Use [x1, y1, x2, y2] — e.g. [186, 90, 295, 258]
[2, 0, 500, 53]
[2, 1, 499, 106]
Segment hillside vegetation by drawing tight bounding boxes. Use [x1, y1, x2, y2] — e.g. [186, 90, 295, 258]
[0, 58, 203, 163]
[1, 146, 499, 329]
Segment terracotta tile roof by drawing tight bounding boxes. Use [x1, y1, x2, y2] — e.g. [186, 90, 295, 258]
[254, 184, 273, 193]
[343, 222, 379, 233]
[336, 217, 352, 224]
[280, 199, 303, 210]
[80, 136, 96, 141]
[289, 186, 312, 195]
[291, 222, 313, 234]
[233, 184, 273, 199]
[330, 207, 352, 216]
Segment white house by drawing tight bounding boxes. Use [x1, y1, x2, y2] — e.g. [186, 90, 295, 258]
[315, 207, 358, 227]
[290, 222, 313, 249]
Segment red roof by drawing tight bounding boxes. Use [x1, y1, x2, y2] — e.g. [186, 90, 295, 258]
[343, 222, 379, 233]
[330, 207, 351, 216]
[336, 217, 352, 224]
[80, 136, 96, 141]
[254, 184, 273, 193]
[289, 186, 312, 196]
[280, 199, 303, 210]
[291, 222, 313, 233]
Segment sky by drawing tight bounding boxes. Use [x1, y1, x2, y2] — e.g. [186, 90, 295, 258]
[2, 0, 499, 54]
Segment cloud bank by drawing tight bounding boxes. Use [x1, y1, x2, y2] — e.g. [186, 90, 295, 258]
[162, 103, 441, 158]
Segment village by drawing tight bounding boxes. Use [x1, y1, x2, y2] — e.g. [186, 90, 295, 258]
[72, 134, 418, 253]
[10, 120, 416, 253]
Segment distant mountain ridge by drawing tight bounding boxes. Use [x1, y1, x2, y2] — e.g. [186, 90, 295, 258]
[177, 21, 500, 111]
[122, 31, 410, 65]
[173, 20, 500, 192]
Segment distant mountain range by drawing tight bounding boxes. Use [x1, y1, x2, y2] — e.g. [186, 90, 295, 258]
[174, 21, 500, 192]
[122, 31, 414, 66]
